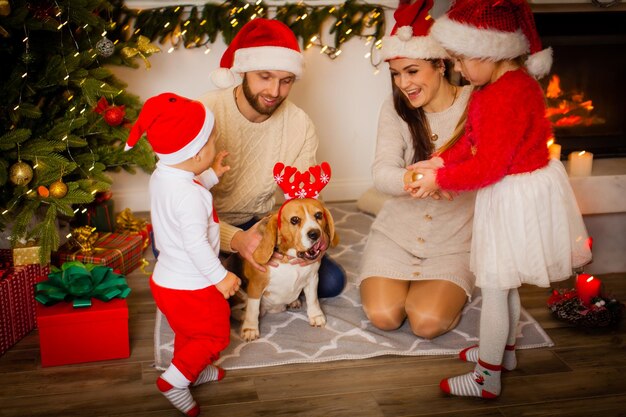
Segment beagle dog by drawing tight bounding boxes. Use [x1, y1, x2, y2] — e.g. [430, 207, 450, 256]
[240, 198, 338, 342]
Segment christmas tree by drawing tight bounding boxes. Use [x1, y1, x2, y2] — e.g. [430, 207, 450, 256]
[0, 0, 157, 262]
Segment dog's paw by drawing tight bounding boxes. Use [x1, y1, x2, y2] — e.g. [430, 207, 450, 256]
[288, 299, 302, 309]
[241, 327, 260, 342]
[309, 314, 326, 327]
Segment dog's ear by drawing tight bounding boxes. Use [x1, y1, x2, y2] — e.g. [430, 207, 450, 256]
[252, 213, 278, 265]
[323, 207, 339, 247]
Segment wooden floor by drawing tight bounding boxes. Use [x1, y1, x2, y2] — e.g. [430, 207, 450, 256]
[1, 263, 625, 416]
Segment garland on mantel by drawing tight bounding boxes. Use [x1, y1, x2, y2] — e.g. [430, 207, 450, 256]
[113, 0, 388, 62]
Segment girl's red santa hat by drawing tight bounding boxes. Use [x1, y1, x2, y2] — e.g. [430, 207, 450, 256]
[124, 92, 215, 165]
[380, 0, 448, 62]
[430, 0, 552, 79]
[211, 18, 304, 88]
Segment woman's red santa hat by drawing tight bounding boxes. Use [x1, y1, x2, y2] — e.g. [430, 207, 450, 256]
[380, 0, 448, 62]
[211, 18, 304, 88]
[124, 92, 215, 165]
[431, 0, 552, 79]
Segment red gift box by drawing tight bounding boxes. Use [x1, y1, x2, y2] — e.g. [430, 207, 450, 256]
[54, 232, 143, 275]
[36, 298, 129, 367]
[0, 250, 49, 357]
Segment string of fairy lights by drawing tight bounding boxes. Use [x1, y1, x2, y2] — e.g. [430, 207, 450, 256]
[4, 0, 390, 229]
[4, 1, 131, 227]
[116, 0, 389, 69]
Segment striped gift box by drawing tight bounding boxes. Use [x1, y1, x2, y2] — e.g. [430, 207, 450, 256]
[55, 232, 143, 275]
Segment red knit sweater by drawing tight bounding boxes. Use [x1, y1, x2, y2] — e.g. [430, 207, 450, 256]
[437, 69, 551, 191]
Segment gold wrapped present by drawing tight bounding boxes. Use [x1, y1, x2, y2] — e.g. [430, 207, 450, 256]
[116, 208, 151, 250]
[13, 241, 49, 266]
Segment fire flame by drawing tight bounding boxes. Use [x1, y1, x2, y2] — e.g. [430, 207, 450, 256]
[544, 74, 604, 128]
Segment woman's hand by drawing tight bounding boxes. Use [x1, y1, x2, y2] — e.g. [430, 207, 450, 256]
[230, 223, 266, 272]
[211, 151, 231, 178]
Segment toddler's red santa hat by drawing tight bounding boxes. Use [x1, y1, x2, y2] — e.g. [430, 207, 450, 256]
[124, 92, 215, 165]
[430, 0, 552, 79]
[380, 0, 448, 62]
[211, 18, 304, 88]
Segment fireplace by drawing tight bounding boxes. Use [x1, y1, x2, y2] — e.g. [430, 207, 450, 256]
[534, 11, 626, 159]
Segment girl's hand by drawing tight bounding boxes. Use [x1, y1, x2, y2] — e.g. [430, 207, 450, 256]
[406, 168, 440, 199]
[407, 156, 444, 171]
[212, 151, 230, 178]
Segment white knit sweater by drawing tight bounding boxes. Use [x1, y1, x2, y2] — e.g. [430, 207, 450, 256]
[371, 86, 476, 258]
[198, 87, 318, 252]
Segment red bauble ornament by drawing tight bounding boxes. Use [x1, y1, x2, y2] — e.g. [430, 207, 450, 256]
[94, 97, 126, 126]
[104, 106, 126, 126]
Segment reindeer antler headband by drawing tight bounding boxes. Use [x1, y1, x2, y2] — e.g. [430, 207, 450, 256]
[273, 162, 332, 229]
[274, 162, 331, 200]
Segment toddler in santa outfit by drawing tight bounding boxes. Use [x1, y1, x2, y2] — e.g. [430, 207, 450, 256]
[407, 0, 592, 398]
[125, 92, 241, 416]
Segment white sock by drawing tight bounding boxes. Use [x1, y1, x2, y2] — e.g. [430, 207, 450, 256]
[193, 364, 225, 386]
[440, 359, 501, 398]
[157, 377, 199, 416]
[459, 343, 517, 371]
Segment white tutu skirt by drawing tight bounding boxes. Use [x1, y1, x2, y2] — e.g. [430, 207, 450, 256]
[471, 159, 592, 289]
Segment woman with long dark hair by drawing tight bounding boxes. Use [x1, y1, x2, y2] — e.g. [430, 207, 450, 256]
[358, 0, 475, 339]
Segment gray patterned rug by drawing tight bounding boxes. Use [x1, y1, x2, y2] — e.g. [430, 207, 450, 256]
[154, 203, 553, 370]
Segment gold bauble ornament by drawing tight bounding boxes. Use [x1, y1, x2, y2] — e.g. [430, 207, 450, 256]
[0, 0, 10, 17]
[49, 180, 68, 198]
[9, 161, 34, 186]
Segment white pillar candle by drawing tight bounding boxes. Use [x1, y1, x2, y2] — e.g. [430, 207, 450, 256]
[568, 151, 593, 177]
[548, 143, 562, 160]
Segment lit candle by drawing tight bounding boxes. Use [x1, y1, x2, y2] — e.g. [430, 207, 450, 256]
[575, 273, 601, 306]
[568, 151, 593, 177]
[548, 143, 561, 160]
[547, 138, 561, 160]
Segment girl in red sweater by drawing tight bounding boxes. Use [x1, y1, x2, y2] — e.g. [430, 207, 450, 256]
[408, 0, 592, 398]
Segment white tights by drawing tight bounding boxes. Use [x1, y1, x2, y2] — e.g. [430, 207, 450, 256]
[478, 287, 521, 365]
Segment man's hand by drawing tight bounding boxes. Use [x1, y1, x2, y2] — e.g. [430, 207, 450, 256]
[230, 223, 266, 272]
[216, 271, 241, 299]
[212, 151, 230, 178]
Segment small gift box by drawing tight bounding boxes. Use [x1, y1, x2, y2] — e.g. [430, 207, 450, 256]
[35, 262, 131, 366]
[115, 208, 152, 252]
[54, 232, 143, 275]
[36, 298, 129, 367]
[12, 240, 49, 266]
[74, 191, 116, 232]
[0, 250, 49, 357]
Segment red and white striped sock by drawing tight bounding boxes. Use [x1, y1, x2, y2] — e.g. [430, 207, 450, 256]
[192, 365, 225, 386]
[157, 377, 200, 417]
[459, 344, 517, 371]
[440, 359, 502, 398]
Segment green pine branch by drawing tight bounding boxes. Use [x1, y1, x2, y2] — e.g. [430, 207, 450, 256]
[0, 0, 156, 262]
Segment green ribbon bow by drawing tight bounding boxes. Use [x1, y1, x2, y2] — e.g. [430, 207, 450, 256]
[35, 261, 131, 308]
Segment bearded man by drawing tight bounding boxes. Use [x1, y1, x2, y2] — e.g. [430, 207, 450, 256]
[197, 18, 345, 298]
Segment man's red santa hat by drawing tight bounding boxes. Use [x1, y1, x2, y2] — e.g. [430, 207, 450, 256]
[211, 18, 304, 88]
[124, 92, 215, 165]
[380, 0, 448, 62]
[430, 0, 552, 79]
